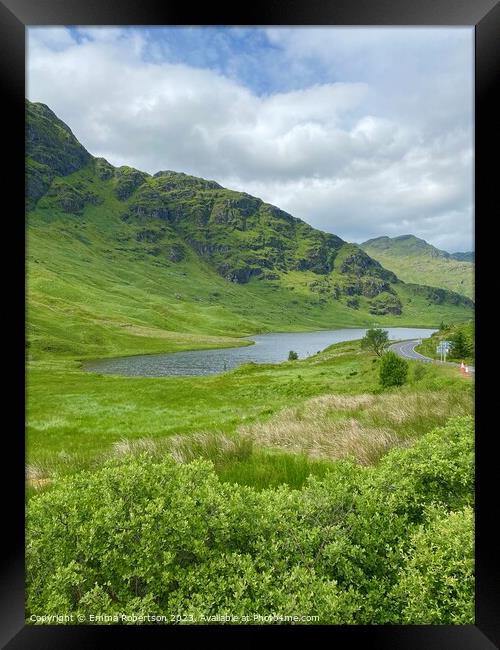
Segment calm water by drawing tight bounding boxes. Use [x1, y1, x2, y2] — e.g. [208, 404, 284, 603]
[82, 327, 436, 378]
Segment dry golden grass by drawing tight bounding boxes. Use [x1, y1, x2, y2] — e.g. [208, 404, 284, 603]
[109, 432, 253, 466]
[26, 464, 53, 489]
[26, 463, 48, 481]
[107, 390, 472, 468]
[167, 432, 252, 465]
[110, 437, 167, 457]
[242, 412, 402, 465]
[241, 389, 473, 465]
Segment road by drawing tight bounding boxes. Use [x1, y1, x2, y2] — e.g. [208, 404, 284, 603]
[389, 339, 475, 373]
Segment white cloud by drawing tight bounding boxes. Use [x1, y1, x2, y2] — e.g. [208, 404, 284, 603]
[27, 27, 474, 252]
[28, 26, 76, 50]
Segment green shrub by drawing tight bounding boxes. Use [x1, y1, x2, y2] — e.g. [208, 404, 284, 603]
[379, 351, 408, 388]
[26, 417, 474, 625]
[392, 505, 474, 624]
[288, 350, 298, 361]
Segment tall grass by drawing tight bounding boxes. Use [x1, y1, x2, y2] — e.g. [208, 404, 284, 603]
[110, 431, 253, 466]
[26, 382, 473, 494]
[242, 389, 473, 464]
[107, 432, 334, 490]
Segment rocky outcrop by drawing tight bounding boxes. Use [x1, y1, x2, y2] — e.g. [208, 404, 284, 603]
[94, 158, 115, 180]
[168, 244, 185, 262]
[26, 160, 52, 206]
[153, 170, 222, 191]
[114, 167, 149, 200]
[405, 284, 474, 308]
[210, 195, 261, 227]
[368, 294, 403, 315]
[135, 229, 164, 243]
[338, 247, 398, 283]
[126, 187, 171, 220]
[216, 263, 263, 283]
[26, 101, 92, 177]
[46, 181, 102, 214]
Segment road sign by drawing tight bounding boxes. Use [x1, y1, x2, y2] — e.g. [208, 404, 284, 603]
[437, 340, 451, 362]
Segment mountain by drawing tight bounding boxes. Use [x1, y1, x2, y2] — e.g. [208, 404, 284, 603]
[361, 235, 474, 299]
[450, 251, 474, 263]
[26, 101, 474, 360]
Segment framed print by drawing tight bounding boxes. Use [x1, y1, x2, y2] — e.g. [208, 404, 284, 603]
[1, 0, 498, 647]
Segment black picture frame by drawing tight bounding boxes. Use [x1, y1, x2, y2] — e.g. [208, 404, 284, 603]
[1, 0, 498, 647]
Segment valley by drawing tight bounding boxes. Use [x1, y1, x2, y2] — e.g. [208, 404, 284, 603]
[25, 100, 475, 626]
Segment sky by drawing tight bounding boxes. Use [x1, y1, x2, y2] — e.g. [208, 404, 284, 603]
[27, 26, 474, 253]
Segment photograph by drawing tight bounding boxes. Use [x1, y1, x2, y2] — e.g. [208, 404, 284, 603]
[23, 24, 478, 628]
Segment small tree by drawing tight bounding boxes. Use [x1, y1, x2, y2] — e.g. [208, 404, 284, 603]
[288, 350, 298, 361]
[450, 330, 471, 359]
[379, 351, 408, 388]
[361, 327, 390, 357]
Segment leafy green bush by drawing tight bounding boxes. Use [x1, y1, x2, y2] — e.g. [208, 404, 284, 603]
[288, 350, 298, 361]
[26, 417, 474, 625]
[392, 505, 474, 624]
[379, 351, 408, 388]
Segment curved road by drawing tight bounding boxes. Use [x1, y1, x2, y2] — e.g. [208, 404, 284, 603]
[389, 339, 475, 373]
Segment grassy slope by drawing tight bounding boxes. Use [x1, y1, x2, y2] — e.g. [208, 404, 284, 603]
[362, 238, 474, 300]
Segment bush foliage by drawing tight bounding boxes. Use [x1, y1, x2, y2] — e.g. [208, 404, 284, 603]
[379, 351, 409, 388]
[27, 417, 474, 625]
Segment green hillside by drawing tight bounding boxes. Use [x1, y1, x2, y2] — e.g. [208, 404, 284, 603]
[26, 101, 473, 362]
[415, 320, 475, 365]
[361, 235, 474, 299]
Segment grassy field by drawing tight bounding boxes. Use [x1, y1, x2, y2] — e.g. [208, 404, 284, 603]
[27, 338, 473, 496]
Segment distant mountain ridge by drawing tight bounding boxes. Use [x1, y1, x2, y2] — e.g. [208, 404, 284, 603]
[361, 235, 474, 300]
[26, 100, 473, 359]
[450, 251, 474, 263]
[362, 234, 473, 261]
